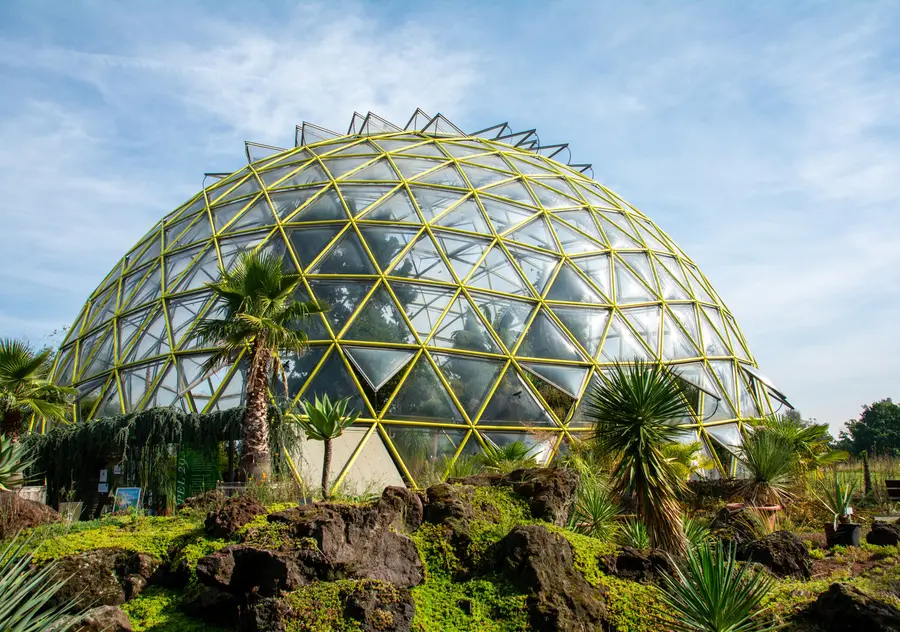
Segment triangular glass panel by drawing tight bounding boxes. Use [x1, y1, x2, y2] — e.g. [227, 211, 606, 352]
[167, 293, 211, 347]
[164, 213, 201, 251]
[464, 154, 513, 172]
[685, 265, 717, 304]
[662, 311, 701, 360]
[470, 292, 536, 352]
[271, 345, 326, 401]
[670, 305, 701, 344]
[572, 254, 611, 297]
[709, 360, 737, 408]
[308, 280, 375, 334]
[736, 374, 760, 417]
[210, 175, 260, 205]
[634, 222, 670, 251]
[168, 215, 212, 251]
[440, 142, 487, 158]
[391, 157, 445, 180]
[430, 294, 501, 353]
[530, 180, 579, 209]
[467, 245, 530, 296]
[603, 211, 639, 237]
[479, 431, 556, 464]
[482, 179, 536, 205]
[375, 138, 425, 153]
[386, 356, 464, 423]
[344, 346, 416, 391]
[699, 310, 730, 356]
[622, 305, 662, 357]
[395, 142, 446, 159]
[575, 181, 618, 208]
[460, 164, 510, 189]
[257, 162, 309, 188]
[522, 370, 576, 424]
[706, 423, 742, 455]
[620, 253, 659, 294]
[506, 246, 559, 295]
[80, 328, 116, 380]
[554, 210, 599, 236]
[117, 307, 153, 362]
[120, 361, 167, 412]
[550, 306, 610, 358]
[479, 197, 537, 233]
[340, 159, 399, 182]
[517, 309, 583, 361]
[596, 214, 643, 248]
[410, 187, 466, 222]
[358, 225, 420, 271]
[310, 230, 376, 274]
[415, 165, 467, 188]
[321, 157, 371, 179]
[95, 379, 122, 418]
[171, 246, 220, 294]
[388, 234, 454, 282]
[432, 232, 490, 281]
[165, 245, 203, 289]
[338, 185, 394, 216]
[389, 282, 456, 341]
[360, 188, 421, 223]
[127, 267, 163, 310]
[301, 349, 367, 415]
[268, 187, 322, 221]
[289, 286, 330, 341]
[211, 196, 259, 231]
[223, 197, 277, 233]
[329, 141, 380, 156]
[614, 257, 656, 304]
[124, 310, 169, 363]
[343, 286, 416, 344]
[599, 314, 651, 362]
[652, 256, 691, 300]
[551, 219, 604, 255]
[546, 263, 604, 303]
[431, 352, 505, 420]
[289, 188, 347, 222]
[478, 367, 556, 427]
[507, 217, 559, 252]
[726, 316, 752, 361]
[435, 198, 491, 235]
[386, 426, 467, 484]
[506, 155, 555, 175]
[143, 363, 182, 410]
[287, 225, 345, 270]
[132, 233, 162, 268]
[522, 363, 588, 399]
[274, 163, 329, 189]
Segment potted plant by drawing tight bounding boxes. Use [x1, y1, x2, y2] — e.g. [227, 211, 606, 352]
[58, 487, 82, 522]
[816, 473, 860, 547]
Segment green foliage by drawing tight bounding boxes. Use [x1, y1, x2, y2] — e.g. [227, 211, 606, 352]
[663, 441, 715, 481]
[294, 395, 360, 442]
[442, 454, 484, 479]
[0, 338, 75, 431]
[603, 576, 676, 632]
[586, 360, 689, 554]
[837, 398, 900, 456]
[0, 532, 82, 632]
[411, 579, 529, 632]
[738, 429, 797, 507]
[659, 542, 777, 632]
[568, 476, 619, 540]
[747, 415, 848, 473]
[476, 440, 538, 474]
[280, 579, 368, 632]
[618, 519, 651, 551]
[123, 587, 228, 632]
[814, 473, 858, 529]
[0, 433, 33, 490]
[684, 516, 713, 551]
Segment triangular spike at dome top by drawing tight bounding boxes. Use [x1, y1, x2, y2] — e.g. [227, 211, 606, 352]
[50, 108, 789, 485]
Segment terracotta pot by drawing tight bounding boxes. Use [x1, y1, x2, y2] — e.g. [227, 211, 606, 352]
[726, 502, 782, 531]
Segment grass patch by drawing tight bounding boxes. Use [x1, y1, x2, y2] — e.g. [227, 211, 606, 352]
[123, 587, 229, 632]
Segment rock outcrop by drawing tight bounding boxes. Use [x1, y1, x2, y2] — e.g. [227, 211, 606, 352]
[205, 495, 266, 539]
[599, 547, 675, 583]
[804, 582, 900, 631]
[742, 531, 812, 579]
[49, 548, 159, 609]
[867, 522, 900, 547]
[0, 492, 58, 539]
[69, 605, 133, 632]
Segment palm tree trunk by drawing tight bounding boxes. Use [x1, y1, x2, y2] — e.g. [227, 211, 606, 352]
[238, 341, 272, 481]
[322, 438, 332, 500]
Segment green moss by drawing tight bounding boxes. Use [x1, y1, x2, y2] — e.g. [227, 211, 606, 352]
[599, 576, 673, 632]
[280, 580, 373, 632]
[412, 578, 528, 632]
[123, 587, 228, 632]
[547, 526, 616, 587]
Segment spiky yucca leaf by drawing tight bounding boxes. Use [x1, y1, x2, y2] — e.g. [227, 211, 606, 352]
[618, 518, 651, 551]
[477, 440, 538, 474]
[738, 430, 797, 507]
[659, 542, 777, 632]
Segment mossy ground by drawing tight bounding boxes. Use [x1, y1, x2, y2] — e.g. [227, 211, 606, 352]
[11, 488, 900, 631]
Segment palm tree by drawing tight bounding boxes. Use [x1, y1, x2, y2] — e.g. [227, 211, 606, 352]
[193, 251, 325, 479]
[746, 415, 848, 475]
[293, 395, 359, 499]
[0, 339, 75, 439]
[586, 361, 690, 555]
[737, 430, 796, 507]
[663, 440, 716, 481]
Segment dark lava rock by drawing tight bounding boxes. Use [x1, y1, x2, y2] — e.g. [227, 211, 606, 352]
[205, 495, 266, 539]
[743, 530, 812, 579]
[181, 586, 240, 628]
[448, 467, 579, 526]
[599, 546, 675, 583]
[266, 489, 424, 588]
[496, 525, 609, 631]
[344, 580, 416, 632]
[422, 483, 475, 524]
[867, 522, 900, 547]
[241, 597, 292, 632]
[378, 486, 424, 532]
[49, 548, 159, 608]
[0, 492, 58, 539]
[709, 506, 757, 550]
[70, 605, 133, 632]
[196, 544, 322, 596]
[804, 583, 900, 631]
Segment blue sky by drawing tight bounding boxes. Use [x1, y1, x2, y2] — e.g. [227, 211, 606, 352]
[1, 1, 898, 434]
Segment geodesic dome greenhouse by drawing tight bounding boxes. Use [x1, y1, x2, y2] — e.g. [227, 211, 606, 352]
[51, 110, 790, 488]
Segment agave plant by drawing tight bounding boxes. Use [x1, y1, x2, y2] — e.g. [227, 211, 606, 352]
[586, 361, 690, 555]
[293, 394, 360, 500]
[0, 433, 34, 491]
[0, 533, 82, 631]
[737, 429, 797, 507]
[476, 440, 538, 474]
[659, 541, 777, 632]
[618, 518, 651, 551]
[815, 473, 857, 530]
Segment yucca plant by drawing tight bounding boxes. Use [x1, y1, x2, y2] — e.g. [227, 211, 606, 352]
[569, 479, 619, 540]
[293, 395, 360, 500]
[0, 433, 34, 491]
[737, 430, 797, 507]
[815, 473, 857, 530]
[618, 518, 652, 551]
[442, 454, 484, 479]
[659, 541, 777, 632]
[0, 533, 82, 631]
[683, 515, 713, 551]
[586, 361, 690, 555]
[477, 440, 538, 474]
